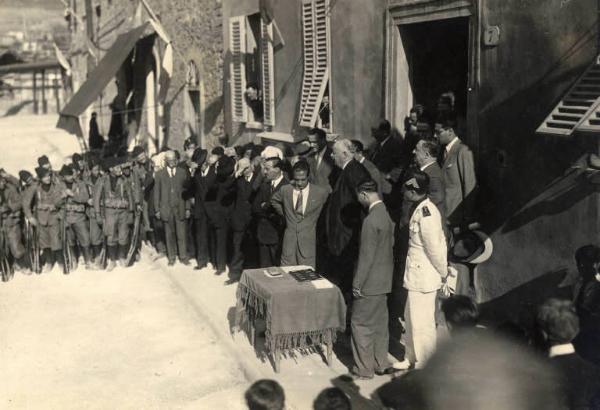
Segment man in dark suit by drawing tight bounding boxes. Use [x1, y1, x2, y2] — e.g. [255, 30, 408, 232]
[271, 160, 329, 269]
[536, 298, 600, 409]
[153, 150, 191, 266]
[204, 154, 236, 275]
[326, 139, 371, 292]
[306, 128, 335, 191]
[414, 139, 445, 214]
[252, 157, 288, 267]
[230, 158, 260, 279]
[190, 148, 209, 270]
[350, 139, 391, 196]
[350, 180, 395, 379]
[437, 118, 476, 228]
[368, 119, 406, 218]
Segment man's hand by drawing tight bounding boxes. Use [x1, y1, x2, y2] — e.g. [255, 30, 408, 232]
[87, 199, 94, 206]
[352, 287, 363, 299]
[185, 209, 191, 219]
[155, 211, 161, 220]
[28, 217, 38, 226]
[136, 204, 142, 213]
[97, 218, 103, 226]
[64, 189, 74, 197]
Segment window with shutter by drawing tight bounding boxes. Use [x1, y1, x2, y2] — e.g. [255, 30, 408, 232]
[261, 20, 276, 127]
[299, 0, 331, 130]
[229, 16, 247, 123]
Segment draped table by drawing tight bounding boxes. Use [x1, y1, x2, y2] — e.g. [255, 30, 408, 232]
[235, 266, 347, 372]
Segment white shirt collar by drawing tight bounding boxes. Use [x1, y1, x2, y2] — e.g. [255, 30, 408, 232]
[342, 159, 352, 170]
[445, 137, 459, 153]
[420, 160, 436, 171]
[271, 174, 283, 188]
[549, 343, 576, 358]
[358, 157, 365, 164]
[369, 200, 383, 212]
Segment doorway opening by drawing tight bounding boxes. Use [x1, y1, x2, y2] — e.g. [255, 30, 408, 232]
[396, 17, 469, 137]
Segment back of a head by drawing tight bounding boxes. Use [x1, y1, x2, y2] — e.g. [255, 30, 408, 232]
[417, 332, 562, 410]
[313, 387, 351, 410]
[441, 295, 479, 331]
[245, 379, 285, 410]
[536, 298, 580, 345]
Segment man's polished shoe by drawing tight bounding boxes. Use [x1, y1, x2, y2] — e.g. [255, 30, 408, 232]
[194, 264, 206, 270]
[180, 260, 191, 266]
[167, 260, 176, 267]
[375, 367, 399, 376]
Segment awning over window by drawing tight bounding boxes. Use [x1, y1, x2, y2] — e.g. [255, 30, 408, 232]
[57, 22, 150, 137]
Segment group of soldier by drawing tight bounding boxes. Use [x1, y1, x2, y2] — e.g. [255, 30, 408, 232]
[0, 147, 152, 280]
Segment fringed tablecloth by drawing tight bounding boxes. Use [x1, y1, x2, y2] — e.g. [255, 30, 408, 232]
[235, 267, 346, 353]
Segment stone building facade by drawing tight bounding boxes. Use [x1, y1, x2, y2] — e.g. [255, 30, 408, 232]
[66, 0, 224, 152]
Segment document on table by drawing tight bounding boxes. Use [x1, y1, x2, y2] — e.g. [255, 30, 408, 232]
[311, 279, 334, 289]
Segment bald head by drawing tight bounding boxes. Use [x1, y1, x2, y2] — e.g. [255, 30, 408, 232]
[165, 150, 178, 168]
[332, 139, 354, 169]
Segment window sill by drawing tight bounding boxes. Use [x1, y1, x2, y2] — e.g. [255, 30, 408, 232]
[245, 121, 264, 130]
[257, 131, 295, 144]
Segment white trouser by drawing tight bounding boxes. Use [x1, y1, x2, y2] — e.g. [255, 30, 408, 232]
[404, 289, 437, 368]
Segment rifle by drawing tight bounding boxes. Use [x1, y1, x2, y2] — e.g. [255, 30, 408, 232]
[125, 209, 141, 267]
[25, 219, 41, 274]
[61, 204, 73, 274]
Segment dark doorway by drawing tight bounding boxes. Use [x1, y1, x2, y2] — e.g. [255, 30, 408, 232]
[399, 17, 469, 131]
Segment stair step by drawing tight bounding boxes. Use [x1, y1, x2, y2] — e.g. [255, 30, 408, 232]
[571, 92, 600, 99]
[575, 85, 600, 91]
[537, 125, 572, 136]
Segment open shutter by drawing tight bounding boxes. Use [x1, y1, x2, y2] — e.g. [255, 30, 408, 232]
[229, 16, 247, 123]
[299, 0, 330, 128]
[261, 20, 276, 127]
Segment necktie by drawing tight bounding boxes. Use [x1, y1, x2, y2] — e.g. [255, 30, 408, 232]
[295, 189, 303, 216]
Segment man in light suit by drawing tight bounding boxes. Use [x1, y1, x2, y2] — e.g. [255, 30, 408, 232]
[394, 171, 452, 370]
[153, 150, 191, 266]
[350, 180, 396, 379]
[271, 160, 329, 269]
[437, 118, 476, 228]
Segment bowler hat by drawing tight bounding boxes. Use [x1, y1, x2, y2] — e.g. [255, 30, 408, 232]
[216, 155, 235, 177]
[451, 230, 493, 264]
[191, 148, 208, 165]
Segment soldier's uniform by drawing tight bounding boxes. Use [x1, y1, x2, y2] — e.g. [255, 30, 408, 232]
[0, 177, 26, 270]
[93, 158, 135, 270]
[402, 196, 447, 369]
[60, 165, 92, 269]
[85, 172, 104, 261]
[22, 168, 66, 272]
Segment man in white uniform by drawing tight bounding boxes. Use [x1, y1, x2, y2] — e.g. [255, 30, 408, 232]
[394, 170, 453, 370]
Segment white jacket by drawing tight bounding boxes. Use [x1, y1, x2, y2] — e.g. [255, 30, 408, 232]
[403, 198, 447, 293]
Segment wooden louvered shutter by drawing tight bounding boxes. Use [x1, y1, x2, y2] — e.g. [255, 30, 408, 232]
[261, 20, 275, 127]
[299, 0, 330, 128]
[229, 16, 247, 123]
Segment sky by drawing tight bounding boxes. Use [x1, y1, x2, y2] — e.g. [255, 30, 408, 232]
[0, 0, 65, 34]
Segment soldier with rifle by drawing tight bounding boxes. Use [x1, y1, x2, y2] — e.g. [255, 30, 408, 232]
[85, 158, 104, 267]
[59, 164, 93, 271]
[0, 173, 27, 279]
[22, 167, 66, 273]
[93, 157, 136, 271]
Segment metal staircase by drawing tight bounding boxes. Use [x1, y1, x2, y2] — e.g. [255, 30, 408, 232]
[537, 57, 600, 136]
